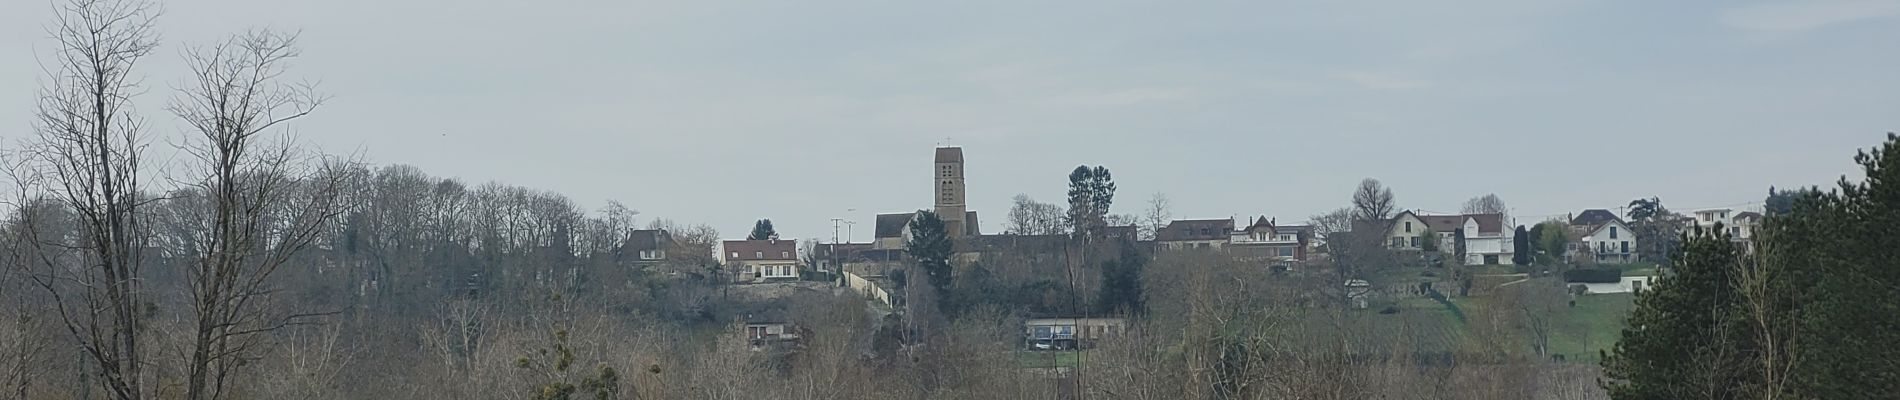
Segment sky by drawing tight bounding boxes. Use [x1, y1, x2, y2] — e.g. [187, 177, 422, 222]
[2, 0, 1897, 243]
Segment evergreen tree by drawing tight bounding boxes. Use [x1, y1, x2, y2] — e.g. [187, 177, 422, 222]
[1512, 225, 1531, 266]
[1420, 228, 1439, 252]
[1602, 225, 1747, 399]
[1604, 134, 1900, 399]
[1066, 165, 1116, 235]
[747, 219, 776, 240]
[1096, 239, 1146, 315]
[1791, 133, 1900, 398]
[905, 211, 955, 310]
[1452, 228, 1467, 264]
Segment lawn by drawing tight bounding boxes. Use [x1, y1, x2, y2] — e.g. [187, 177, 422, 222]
[1015, 350, 1083, 368]
[1546, 293, 1636, 362]
[1445, 290, 1635, 363]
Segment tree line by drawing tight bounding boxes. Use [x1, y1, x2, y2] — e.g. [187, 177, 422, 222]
[1602, 134, 1900, 399]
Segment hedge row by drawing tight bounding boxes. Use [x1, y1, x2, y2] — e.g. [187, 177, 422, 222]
[1562, 268, 1623, 283]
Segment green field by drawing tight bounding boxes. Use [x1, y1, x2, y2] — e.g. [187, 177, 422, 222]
[1015, 350, 1083, 368]
[1547, 293, 1636, 361]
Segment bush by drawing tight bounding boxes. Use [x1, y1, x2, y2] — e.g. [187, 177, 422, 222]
[1562, 268, 1622, 283]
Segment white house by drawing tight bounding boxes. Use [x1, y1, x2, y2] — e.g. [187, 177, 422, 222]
[1417, 213, 1513, 265]
[1365, 211, 1435, 251]
[1687, 208, 1762, 253]
[1568, 209, 1638, 263]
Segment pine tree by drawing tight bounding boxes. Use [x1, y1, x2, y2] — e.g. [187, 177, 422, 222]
[747, 219, 776, 240]
[1452, 228, 1467, 264]
[1066, 165, 1116, 235]
[905, 211, 954, 311]
[1602, 225, 1748, 399]
[1512, 225, 1530, 266]
[1096, 239, 1146, 315]
[1794, 133, 1900, 398]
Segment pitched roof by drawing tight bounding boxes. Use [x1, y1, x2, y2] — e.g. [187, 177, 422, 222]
[1239, 216, 1276, 233]
[963, 210, 981, 236]
[934, 147, 963, 163]
[875, 213, 912, 238]
[1466, 213, 1505, 234]
[1414, 213, 1505, 235]
[1571, 209, 1621, 227]
[1274, 224, 1313, 238]
[1157, 219, 1234, 241]
[1417, 214, 1465, 234]
[723, 239, 798, 261]
[623, 229, 669, 252]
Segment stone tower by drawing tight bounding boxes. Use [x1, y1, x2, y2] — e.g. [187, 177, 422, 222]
[934, 146, 967, 236]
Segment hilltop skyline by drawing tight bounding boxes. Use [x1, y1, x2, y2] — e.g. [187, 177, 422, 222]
[2, 1, 1893, 241]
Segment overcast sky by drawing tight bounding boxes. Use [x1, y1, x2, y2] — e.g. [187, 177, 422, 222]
[3, 0, 1897, 242]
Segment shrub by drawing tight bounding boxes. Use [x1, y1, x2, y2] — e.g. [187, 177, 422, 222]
[1562, 268, 1622, 283]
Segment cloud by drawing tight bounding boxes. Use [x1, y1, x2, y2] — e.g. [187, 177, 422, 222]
[1331, 71, 1433, 90]
[1720, 1, 1900, 32]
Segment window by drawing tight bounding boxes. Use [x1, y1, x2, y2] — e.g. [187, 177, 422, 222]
[1609, 226, 1618, 239]
[1409, 236, 1419, 247]
[754, 251, 763, 258]
[1277, 248, 1294, 257]
[780, 251, 789, 259]
[1405, 222, 1413, 233]
[1391, 237, 1404, 247]
[640, 249, 663, 260]
[1730, 227, 1740, 236]
[730, 251, 738, 258]
[1621, 241, 1629, 253]
[1599, 242, 1607, 253]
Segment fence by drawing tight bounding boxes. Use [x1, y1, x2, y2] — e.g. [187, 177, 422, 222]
[842, 271, 892, 306]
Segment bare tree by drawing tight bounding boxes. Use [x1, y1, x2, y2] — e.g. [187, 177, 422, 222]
[166, 29, 351, 400]
[1462, 194, 1507, 216]
[1004, 194, 1066, 236]
[15, 1, 162, 398]
[1308, 207, 1353, 248]
[1141, 193, 1171, 241]
[1350, 178, 1396, 222]
[1735, 245, 1799, 399]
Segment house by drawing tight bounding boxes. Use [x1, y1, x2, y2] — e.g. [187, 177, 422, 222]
[1024, 317, 1125, 350]
[1156, 219, 1235, 250]
[1416, 213, 1511, 265]
[1358, 211, 1435, 251]
[1227, 216, 1309, 265]
[742, 310, 803, 350]
[1350, 211, 1512, 265]
[1687, 208, 1762, 253]
[812, 242, 872, 273]
[722, 239, 799, 282]
[1567, 210, 1638, 263]
[621, 229, 671, 264]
